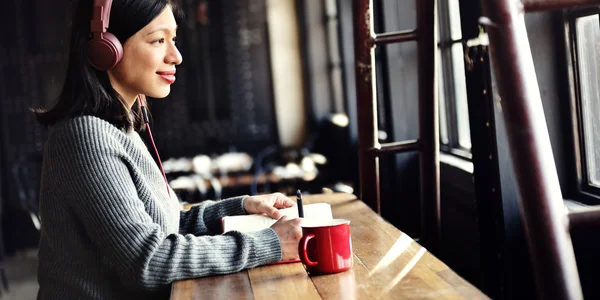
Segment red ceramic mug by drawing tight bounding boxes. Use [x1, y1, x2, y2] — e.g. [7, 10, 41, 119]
[298, 219, 353, 274]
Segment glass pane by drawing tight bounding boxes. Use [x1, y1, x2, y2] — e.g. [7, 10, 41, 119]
[448, 0, 471, 150]
[451, 43, 471, 149]
[437, 41, 449, 145]
[576, 15, 600, 186]
[448, 0, 462, 41]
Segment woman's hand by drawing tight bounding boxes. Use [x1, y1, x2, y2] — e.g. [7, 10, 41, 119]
[270, 216, 302, 260]
[243, 192, 296, 219]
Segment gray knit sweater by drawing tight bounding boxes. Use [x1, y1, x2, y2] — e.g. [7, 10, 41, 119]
[37, 116, 282, 299]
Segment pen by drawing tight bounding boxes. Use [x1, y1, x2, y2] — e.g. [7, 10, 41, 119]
[296, 189, 304, 218]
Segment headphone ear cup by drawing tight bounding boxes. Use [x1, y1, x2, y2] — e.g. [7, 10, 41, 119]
[88, 32, 124, 71]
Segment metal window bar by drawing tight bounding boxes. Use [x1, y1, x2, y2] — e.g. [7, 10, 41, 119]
[353, 0, 439, 252]
[480, 0, 600, 299]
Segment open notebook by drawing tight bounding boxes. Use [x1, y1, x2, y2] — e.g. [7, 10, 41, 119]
[222, 203, 333, 233]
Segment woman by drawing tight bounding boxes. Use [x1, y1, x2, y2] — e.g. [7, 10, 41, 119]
[35, 0, 302, 299]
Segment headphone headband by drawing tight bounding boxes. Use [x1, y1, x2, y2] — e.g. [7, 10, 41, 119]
[90, 0, 113, 36]
[88, 0, 123, 71]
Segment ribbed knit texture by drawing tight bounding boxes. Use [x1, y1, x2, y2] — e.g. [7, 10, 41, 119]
[37, 116, 282, 300]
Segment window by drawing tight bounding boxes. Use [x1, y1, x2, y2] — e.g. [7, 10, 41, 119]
[567, 7, 600, 198]
[437, 0, 472, 158]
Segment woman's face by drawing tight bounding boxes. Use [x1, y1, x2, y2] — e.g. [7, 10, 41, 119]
[108, 5, 183, 107]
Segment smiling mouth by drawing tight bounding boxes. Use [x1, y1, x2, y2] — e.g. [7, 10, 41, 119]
[157, 72, 176, 84]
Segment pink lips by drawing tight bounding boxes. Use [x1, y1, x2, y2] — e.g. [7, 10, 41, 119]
[157, 70, 176, 84]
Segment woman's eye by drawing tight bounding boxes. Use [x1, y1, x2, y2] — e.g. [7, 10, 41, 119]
[152, 38, 165, 44]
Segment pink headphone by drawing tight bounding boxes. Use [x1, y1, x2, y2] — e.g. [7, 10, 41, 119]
[88, 0, 123, 71]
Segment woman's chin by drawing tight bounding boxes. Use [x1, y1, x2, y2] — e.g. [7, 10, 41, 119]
[147, 88, 171, 99]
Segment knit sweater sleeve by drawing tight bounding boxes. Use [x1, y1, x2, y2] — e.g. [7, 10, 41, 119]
[55, 124, 282, 291]
[178, 195, 248, 235]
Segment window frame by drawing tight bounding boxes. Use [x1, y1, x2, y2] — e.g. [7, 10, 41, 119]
[437, 0, 472, 160]
[565, 7, 600, 203]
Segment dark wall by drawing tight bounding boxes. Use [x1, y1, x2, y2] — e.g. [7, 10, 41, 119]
[0, 0, 70, 253]
[149, 0, 278, 158]
[525, 12, 572, 193]
[296, 0, 334, 128]
[439, 159, 482, 288]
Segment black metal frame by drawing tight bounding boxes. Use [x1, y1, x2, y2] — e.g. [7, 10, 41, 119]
[353, 0, 440, 253]
[564, 7, 600, 204]
[454, 0, 510, 297]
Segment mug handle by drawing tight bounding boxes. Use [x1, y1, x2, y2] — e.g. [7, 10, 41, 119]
[299, 234, 318, 266]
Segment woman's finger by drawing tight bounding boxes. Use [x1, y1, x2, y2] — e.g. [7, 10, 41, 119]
[274, 195, 295, 208]
[261, 202, 281, 219]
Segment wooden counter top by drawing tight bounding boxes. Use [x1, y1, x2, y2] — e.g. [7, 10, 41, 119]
[172, 193, 488, 299]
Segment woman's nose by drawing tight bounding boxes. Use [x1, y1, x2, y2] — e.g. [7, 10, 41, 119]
[166, 44, 183, 65]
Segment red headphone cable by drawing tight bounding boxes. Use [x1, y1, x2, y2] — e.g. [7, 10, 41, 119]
[137, 95, 171, 197]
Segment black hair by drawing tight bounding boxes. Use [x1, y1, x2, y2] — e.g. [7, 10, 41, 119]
[34, 0, 184, 132]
